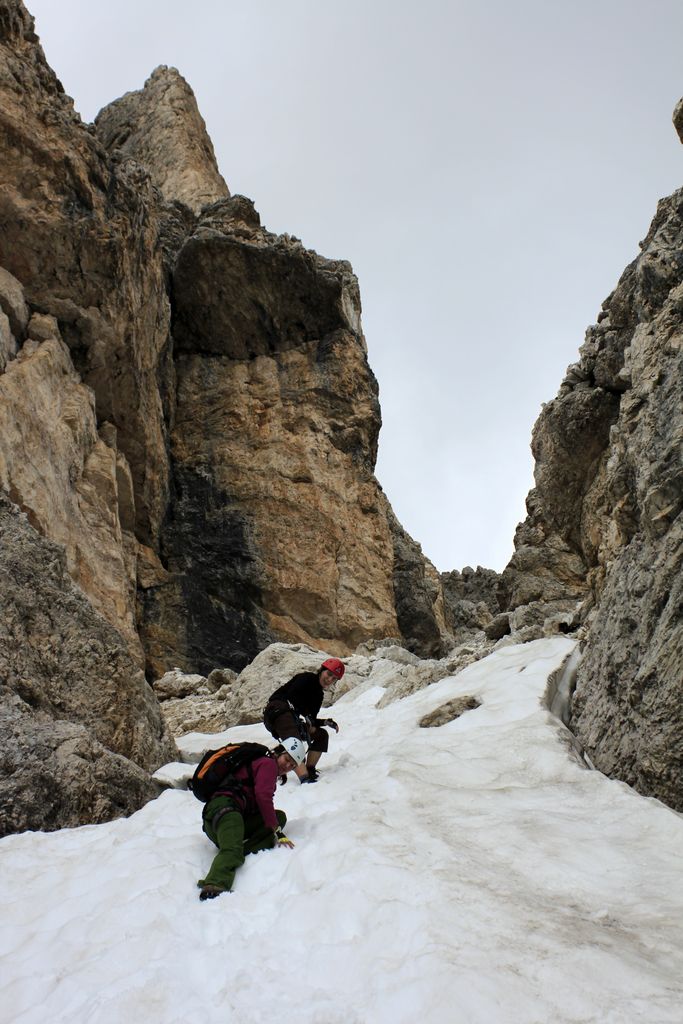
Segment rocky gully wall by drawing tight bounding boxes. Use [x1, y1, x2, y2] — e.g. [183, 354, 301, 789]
[501, 119, 683, 810]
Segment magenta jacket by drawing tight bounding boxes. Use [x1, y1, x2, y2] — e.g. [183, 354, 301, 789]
[232, 755, 279, 831]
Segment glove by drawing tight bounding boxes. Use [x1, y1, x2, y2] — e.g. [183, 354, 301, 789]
[324, 718, 339, 733]
[275, 830, 295, 848]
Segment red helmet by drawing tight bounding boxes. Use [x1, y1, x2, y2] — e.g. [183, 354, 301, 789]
[321, 657, 345, 679]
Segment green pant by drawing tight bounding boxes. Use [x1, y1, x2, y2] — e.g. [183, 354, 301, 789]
[198, 796, 287, 892]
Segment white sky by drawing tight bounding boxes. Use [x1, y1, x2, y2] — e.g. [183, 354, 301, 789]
[25, 0, 683, 571]
[2, 637, 683, 1022]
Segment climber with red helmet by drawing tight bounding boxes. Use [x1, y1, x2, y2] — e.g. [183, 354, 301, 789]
[263, 657, 345, 784]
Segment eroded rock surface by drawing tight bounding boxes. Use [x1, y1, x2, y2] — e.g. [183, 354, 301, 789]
[566, 188, 683, 809]
[501, 117, 683, 810]
[0, 4, 171, 551]
[0, 496, 176, 836]
[1, 7, 447, 680]
[0, 325, 143, 660]
[0, 1, 469, 832]
[139, 197, 448, 673]
[94, 65, 230, 214]
[441, 565, 503, 642]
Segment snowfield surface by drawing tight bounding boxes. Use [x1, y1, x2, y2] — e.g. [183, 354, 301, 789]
[2, 638, 682, 1024]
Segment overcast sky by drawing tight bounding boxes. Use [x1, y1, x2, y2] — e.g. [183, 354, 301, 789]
[26, 0, 683, 572]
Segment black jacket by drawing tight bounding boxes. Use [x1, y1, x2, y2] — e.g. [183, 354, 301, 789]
[268, 672, 325, 725]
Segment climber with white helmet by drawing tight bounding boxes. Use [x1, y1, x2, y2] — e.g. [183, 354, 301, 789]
[263, 657, 345, 784]
[196, 739, 305, 901]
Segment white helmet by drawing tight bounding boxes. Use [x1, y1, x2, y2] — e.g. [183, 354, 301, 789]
[281, 736, 307, 766]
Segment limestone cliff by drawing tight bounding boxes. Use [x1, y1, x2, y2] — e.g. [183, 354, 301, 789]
[136, 197, 394, 672]
[0, 2, 448, 675]
[0, 2, 181, 834]
[90, 76, 451, 673]
[502, 118, 683, 811]
[0, 6, 169, 561]
[0, 0, 171, 645]
[0, 1, 449, 831]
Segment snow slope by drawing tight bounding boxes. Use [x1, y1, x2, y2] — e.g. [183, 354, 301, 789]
[1, 638, 682, 1024]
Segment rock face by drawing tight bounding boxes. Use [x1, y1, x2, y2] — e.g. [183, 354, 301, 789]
[0, 321, 143, 660]
[0, 0, 173, 673]
[440, 565, 503, 642]
[502, 127, 683, 810]
[0, 264, 26, 370]
[0, 2, 447, 677]
[94, 66, 230, 214]
[0, 5, 171, 555]
[0, 1, 449, 831]
[0, 495, 176, 836]
[136, 195, 450, 674]
[388, 508, 451, 657]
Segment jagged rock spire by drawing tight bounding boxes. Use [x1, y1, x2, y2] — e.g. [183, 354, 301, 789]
[95, 65, 230, 213]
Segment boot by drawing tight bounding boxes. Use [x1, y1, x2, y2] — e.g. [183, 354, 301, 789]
[199, 885, 227, 901]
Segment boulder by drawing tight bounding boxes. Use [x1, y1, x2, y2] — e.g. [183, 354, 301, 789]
[419, 696, 481, 728]
[152, 668, 208, 701]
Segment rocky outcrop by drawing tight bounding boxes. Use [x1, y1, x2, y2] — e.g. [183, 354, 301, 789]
[0, 2, 174, 593]
[0, 264, 26, 370]
[150, 666, 238, 736]
[0, 495, 176, 836]
[388, 508, 451, 657]
[94, 66, 229, 214]
[440, 565, 502, 641]
[155, 638, 496, 741]
[501, 114, 683, 810]
[567, 185, 683, 810]
[0, 304, 143, 660]
[137, 196, 448, 674]
[0, 2, 171, 554]
[419, 695, 481, 728]
[0, 2, 447, 679]
[673, 99, 683, 145]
